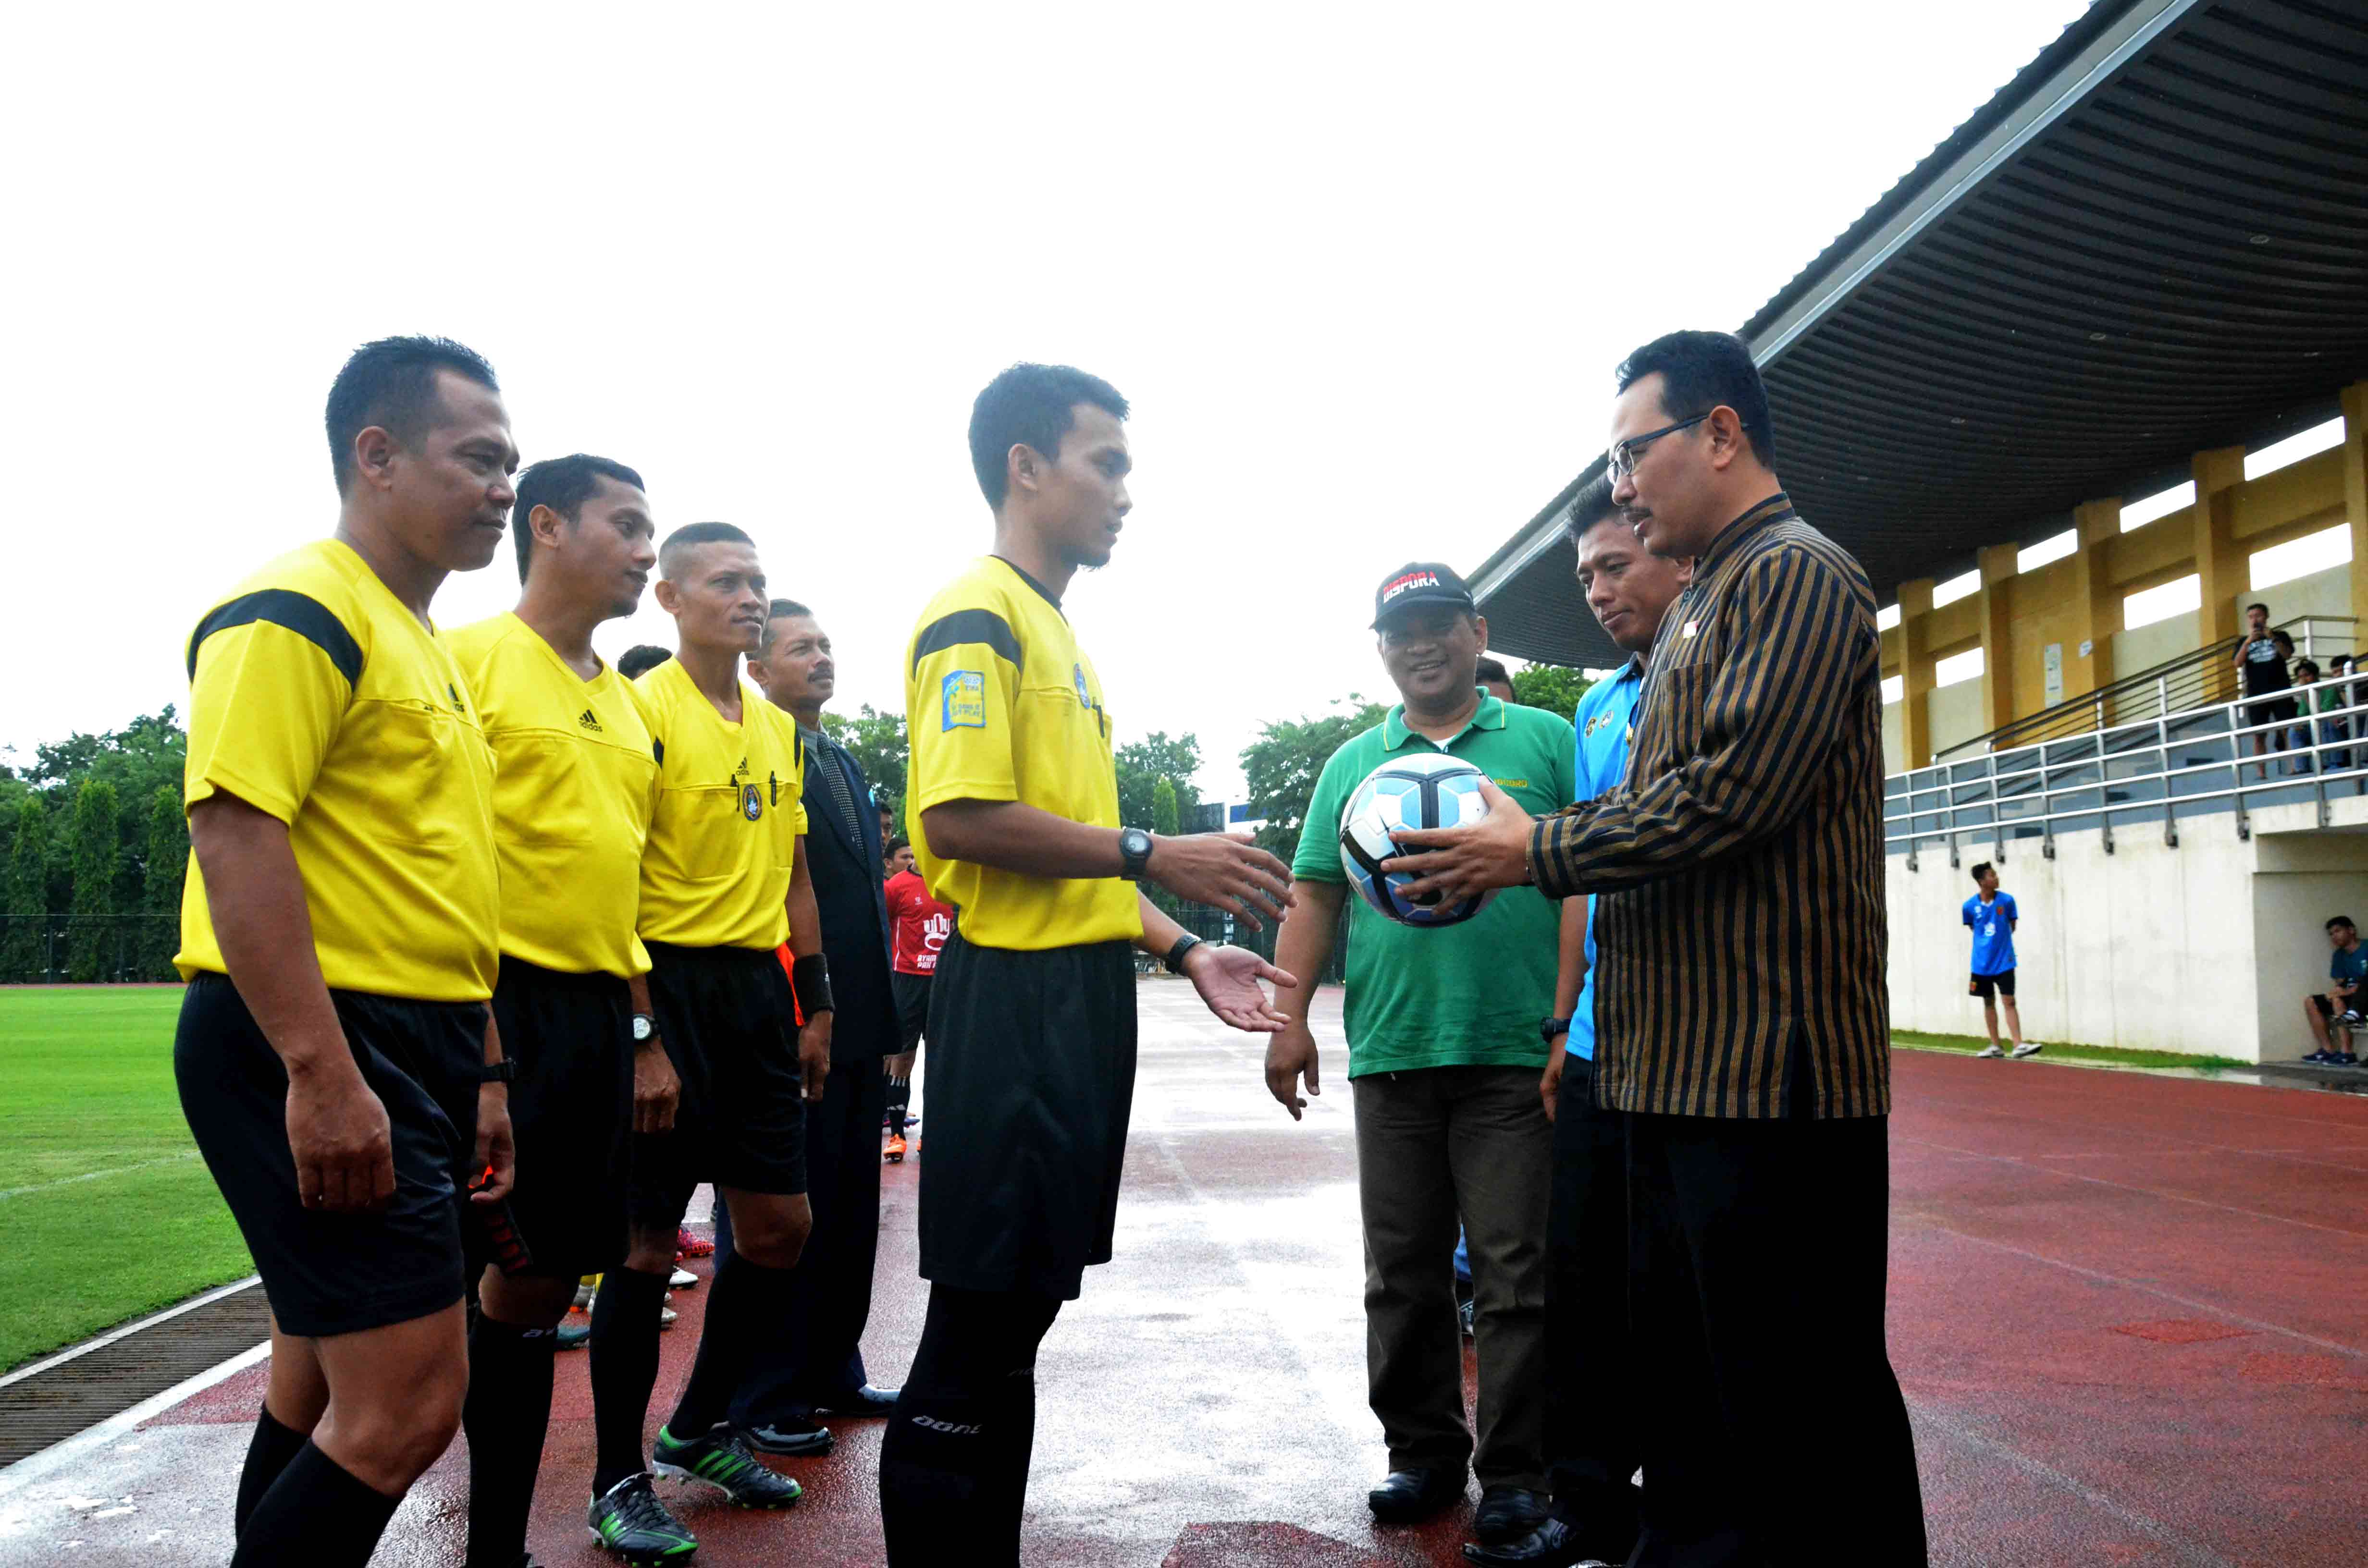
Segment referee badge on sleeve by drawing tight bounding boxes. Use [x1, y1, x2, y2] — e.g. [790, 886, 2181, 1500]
[942, 670, 987, 731]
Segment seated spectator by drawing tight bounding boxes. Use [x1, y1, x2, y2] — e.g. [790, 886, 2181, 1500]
[2323, 653, 2353, 771]
[2294, 659, 2321, 772]
[2303, 915, 2368, 1066]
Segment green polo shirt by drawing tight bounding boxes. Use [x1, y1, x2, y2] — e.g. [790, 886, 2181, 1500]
[1293, 691, 1578, 1078]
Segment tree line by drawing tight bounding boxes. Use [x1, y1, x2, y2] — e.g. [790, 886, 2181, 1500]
[3, 664, 1584, 985]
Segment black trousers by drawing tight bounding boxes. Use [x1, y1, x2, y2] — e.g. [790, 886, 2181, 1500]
[1623, 1103, 1926, 1567]
[1542, 1056, 1639, 1557]
[715, 1052, 888, 1418]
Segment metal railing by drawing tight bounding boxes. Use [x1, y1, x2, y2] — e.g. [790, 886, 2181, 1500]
[1932, 614, 2356, 763]
[1887, 670, 2368, 866]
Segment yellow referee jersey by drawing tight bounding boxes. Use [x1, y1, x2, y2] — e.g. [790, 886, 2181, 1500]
[446, 613, 658, 979]
[175, 539, 499, 1002]
[904, 555, 1141, 951]
[632, 655, 808, 951]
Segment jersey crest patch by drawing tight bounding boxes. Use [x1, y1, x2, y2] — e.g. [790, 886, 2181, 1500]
[1073, 663, 1090, 705]
[741, 783, 765, 821]
[942, 670, 987, 731]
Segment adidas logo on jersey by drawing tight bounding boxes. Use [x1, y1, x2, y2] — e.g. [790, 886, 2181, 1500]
[578, 709, 604, 732]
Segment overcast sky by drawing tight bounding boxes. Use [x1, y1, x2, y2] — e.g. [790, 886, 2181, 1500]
[2, 1, 2091, 799]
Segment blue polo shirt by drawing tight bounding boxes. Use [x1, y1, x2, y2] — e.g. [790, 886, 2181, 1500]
[2331, 941, 2368, 992]
[1567, 662, 1644, 1063]
[1963, 892, 2017, 977]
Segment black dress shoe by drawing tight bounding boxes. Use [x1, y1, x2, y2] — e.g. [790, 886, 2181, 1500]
[1462, 1518, 1604, 1567]
[1369, 1466, 1464, 1523]
[810, 1383, 900, 1415]
[1473, 1486, 1548, 1546]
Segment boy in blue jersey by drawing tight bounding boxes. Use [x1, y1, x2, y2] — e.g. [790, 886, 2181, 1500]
[2303, 915, 2367, 1066]
[1964, 863, 2039, 1059]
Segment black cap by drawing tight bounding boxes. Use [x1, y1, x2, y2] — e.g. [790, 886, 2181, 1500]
[1371, 562, 1476, 629]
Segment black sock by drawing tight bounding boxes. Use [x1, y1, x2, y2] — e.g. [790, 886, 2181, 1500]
[589, 1266, 672, 1494]
[879, 1284, 1061, 1567]
[230, 1440, 402, 1568]
[665, 1250, 797, 1438]
[234, 1404, 308, 1538]
[463, 1313, 559, 1566]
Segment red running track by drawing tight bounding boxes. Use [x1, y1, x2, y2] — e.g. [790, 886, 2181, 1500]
[3, 984, 2364, 1565]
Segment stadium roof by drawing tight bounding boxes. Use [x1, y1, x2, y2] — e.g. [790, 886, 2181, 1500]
[1470, 0, 2368, 667]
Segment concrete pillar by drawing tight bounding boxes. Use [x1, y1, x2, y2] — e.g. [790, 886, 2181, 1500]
[2344, 382, 2368, 631]
[1976, 541, 2018, 733]
[2066, 499, 2120, 706]
[2193, 445, 2246, 703]
[1898, 577, 1936, 767]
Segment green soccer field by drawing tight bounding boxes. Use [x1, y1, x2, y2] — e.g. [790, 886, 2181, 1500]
[0, 987, 252, 1373]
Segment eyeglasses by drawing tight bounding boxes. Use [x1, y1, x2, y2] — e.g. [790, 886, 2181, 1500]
[1606, 413, 1710, 479]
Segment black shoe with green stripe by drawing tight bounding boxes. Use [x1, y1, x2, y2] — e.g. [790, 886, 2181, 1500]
[586, 1473, 697, 1563]
[652, 1424, 804, 1508]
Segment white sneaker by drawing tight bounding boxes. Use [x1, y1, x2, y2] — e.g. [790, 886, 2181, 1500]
[670, 1267, 697, 1288]
[658, 1305, 678, 1329]
[2011, 1042, 2043, 1059]
[1975, 1044, 2006, 1059]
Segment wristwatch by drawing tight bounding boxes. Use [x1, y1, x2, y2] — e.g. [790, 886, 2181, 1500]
[631, 1014, 656, 1042]
[479, 1058, 517, 1085]
[1540, 1016, 1571, 1044]
[1163, 932, 1204, 975]
[1118, 826, 1155, 881]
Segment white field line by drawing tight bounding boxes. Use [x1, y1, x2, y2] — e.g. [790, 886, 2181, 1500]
[0, 1151, 201, 1200]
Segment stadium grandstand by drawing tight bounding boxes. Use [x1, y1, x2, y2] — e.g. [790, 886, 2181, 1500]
[1468, 0, 2368, 1065]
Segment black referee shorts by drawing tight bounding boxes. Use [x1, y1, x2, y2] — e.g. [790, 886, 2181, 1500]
[631, 942, 808, 1229]
[490, 957, 634, 1278]
[174, 974, 486, 1338]
[917, 930, 1136, 1300]
[891, 970, 931, 1052]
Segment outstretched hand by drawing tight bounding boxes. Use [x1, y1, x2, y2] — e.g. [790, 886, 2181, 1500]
[1185, 943, 1297, 1032]
[1381, 779, 1538, 906]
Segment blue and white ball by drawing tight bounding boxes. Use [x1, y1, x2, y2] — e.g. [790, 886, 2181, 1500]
[1338, 752, 1498, 927]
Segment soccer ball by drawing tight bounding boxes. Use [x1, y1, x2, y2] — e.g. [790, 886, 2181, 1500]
[1338, 752, 1498, 927]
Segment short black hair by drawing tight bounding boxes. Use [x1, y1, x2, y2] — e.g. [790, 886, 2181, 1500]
[617, 645, 673, 679]
[886, 835, 910, 857]
[2247, 601, 2271, 617]
[2329, 916, 2356, 932]
[1560, 473, 1621, 547]
[324, 335, 500, 494]
[2331, 653, 2351, 670]
[969, 363, 1129, 511]
[759, 599, 817, 655]
[513, 453, 646, 583]
[1969, 861, 1994, 883]
[1475, 656, 1512, 686]
[2296, 659, 2321, 682]
[1615, 330, 1776, 468]
[658, 521, 754, 579]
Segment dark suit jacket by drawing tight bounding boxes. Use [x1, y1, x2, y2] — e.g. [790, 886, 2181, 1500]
[799, 728, 898, 1059]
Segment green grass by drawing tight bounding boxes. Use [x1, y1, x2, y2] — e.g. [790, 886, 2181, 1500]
[1894, 1028, 2252, 1074]
[0, 987, 251, 1373]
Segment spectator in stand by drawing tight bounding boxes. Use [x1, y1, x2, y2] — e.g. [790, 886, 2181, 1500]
[1963, 863, 2039, 1060]
[2316, 654, 2351, 772]
[2235, 604, 2293, 780]
[1475, 656, 1517, 704]
[882, 836, 951, 1161]
[617, 643, 673, 680]
[878, 800, 896, 853]
[2294, 660, 2323, 772]
[2303, 915, 2367, 1066]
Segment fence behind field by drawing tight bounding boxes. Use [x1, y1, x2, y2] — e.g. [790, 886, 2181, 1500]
[0, 915, 180, 984]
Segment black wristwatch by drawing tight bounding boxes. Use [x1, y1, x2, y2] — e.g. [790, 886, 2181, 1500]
[479, 1058, 517, 1085]
[1118, 826, 1155, 881]
[1163, 932, 1204, 975]
[1540, 1017, 1571, 1045]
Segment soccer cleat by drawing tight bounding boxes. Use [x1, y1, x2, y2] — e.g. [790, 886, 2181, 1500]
[653, 1425, 803, 1507]
[557, 1314, 591, 1351]
[676, 1226, 715, 1259]
[670, 1266, 698, 1288]
[885, 1132, 907, 1163]
[1975, 1044, 2006, 1059]
[745, 1416, 835, 1455]
[658, 1305, 677, 1329]
[574, 1276, 598, 1311]
[2010, 1042, 2043, 1059]
[587, 1472, 697, 1563]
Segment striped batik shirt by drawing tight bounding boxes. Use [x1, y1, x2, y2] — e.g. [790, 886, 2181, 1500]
[1526, 492, 1890, 1119]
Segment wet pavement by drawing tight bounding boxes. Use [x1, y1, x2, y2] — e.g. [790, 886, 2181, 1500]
[3, 980, 2365, 1565]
